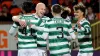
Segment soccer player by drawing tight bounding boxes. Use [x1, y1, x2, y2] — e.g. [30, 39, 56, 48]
[9, 2, 40, 56]
[34, 3, 50, 56]
[11, 3, 50, 56]
[73, 4, 94, 56]
[44, 4, 77, 56]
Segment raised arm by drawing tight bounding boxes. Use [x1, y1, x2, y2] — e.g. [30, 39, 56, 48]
[12, 15, 26, 27]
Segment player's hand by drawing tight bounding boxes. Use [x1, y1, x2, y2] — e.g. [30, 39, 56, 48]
[64, 7, 71, 14]
[30, 24, 35, 28]
[14, 34, 18, 40]
[72, 26, 75, 29]
[18, 20, 26, 27]
[77, 22, 81, 29]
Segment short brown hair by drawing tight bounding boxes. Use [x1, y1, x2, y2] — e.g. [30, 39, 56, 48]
[52, 4, 62, 14]
[74, 5, 86, 16]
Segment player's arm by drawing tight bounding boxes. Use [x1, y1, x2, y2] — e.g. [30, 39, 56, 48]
[68, 22, 76, 40]
[68, 23, 79, 46]
[31, 23, 49, 39]
[9, 23, 18, 36]
[41, 23, 49, 40]
[12, 15, 21, 22]
[42, 32, 49, 40]
[12, 15, 26, 27]
[77, 22, 91, 34]
[14, 32, 18, 40]
[30, 19, 49, 32]
[30, 25, 49, 31]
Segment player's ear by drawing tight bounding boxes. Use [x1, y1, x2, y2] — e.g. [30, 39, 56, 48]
[51, 11, 54, 16]
[61, 10, 63, 14]
[21, 8, 25, 14]
[35, 7, 36, 11]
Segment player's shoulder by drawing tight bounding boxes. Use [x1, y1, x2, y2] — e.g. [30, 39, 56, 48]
[43, 16, 48, 18]
[31, 14, 35, 17]
[12, 15, 21, 19]
[65, 19, 71, 22]
[81, 18, 90, 25]
[47, 19, 52, 22]
[42, 16, 50, 20]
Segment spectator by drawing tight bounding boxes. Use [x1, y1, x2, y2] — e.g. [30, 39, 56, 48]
[57, 0, 64, 6]
[81, 0, 91, 8]
[0, 5, 12, 21]
[13, 0, 32, 8]
[32, 0, 40, 7]
[91, 0, 99, 13]
[86, 6, 96, 21]
[40, 0, 48, 6]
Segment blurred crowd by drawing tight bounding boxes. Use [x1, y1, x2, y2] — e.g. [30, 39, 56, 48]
[0, 0, 99, 22]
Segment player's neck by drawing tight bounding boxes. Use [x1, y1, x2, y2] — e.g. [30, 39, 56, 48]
[54, 14, 61, 18]
[35, 13, 43, 18]
[24, 13, 32, 15]
[78, 16, 85, 22]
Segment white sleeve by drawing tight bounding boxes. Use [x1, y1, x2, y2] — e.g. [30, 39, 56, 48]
[68, 28, 76, 40]
[42, 32, 49, 40]
[9, 23, 18, 36]
[31, 25, 49, 32]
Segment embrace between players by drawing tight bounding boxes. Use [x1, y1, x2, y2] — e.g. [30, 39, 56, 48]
[9, 1, 93, 56]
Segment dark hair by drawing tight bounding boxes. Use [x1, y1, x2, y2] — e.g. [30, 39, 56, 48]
[22, 2, 35, 13]
[52, 4, 62, 14]
[74, 5, 86, 16]
[87, 6, 94, 12]
[61, 10, 69, 19]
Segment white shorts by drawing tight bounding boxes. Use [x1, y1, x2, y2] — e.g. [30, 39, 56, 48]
[77, 52, 93, 56]
[18, 49, 39, 56]
[37, 47, 47, 56]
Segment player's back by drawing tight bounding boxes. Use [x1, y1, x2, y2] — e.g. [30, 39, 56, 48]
[46, 17, 71, 39]
[18, 14, 41, 49]
[46, 17, 72, 55]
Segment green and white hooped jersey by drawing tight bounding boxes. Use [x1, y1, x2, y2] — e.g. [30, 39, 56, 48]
[74, 18, 93, 53]
[18, 14, 42, 49]
[44, 17, 75, 56]
[36, 16, 50, 47]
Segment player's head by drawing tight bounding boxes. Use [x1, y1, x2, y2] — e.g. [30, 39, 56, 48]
[74, 4, 86, 19]
[22, 2, 34, 13]
[35, 3, 46, 18]
[61, 7, 71, 19]
[51, 4, 62, 16]
[61, 10, 69, 19]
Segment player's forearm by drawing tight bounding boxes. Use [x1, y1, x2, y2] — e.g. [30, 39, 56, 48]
[42, 33, 49, 40]
[9, 23, 18, 36]
[12, 16, 21, 22]
[84, 27, 91, 34]
[70, 33, 76, 39]
[31, 25, 45, 31]
[68, 29, 76, 39]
